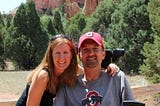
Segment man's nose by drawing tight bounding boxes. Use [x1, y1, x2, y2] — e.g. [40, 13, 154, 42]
[84, 49, 97, 55]
[88, 49, 95, 54]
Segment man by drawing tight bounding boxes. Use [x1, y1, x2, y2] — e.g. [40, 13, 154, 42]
[53, 32, 135, 106]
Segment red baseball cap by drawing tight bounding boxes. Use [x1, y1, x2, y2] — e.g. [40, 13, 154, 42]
[78, 32, 104, 50]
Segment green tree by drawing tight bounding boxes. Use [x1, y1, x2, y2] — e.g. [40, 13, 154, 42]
[147, 0, 160, 34]
[4, 1, 48, 70]
[0, 14, 5, 69]
[65, 12, 86, 43]
[108, 0, 153, 73]
[139, 0, 160, 83]
[83, 0, 116, 37]
[140, 35, 160, 83]
[53, 9, 64, 34]
[4, 14, 12, 28]
[41, 16, 56, 36]
[0, 14, 4, 27]
[45, 8, 53, 16]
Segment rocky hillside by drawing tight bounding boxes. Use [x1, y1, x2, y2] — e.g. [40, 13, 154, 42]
[27, 0, 102, 18]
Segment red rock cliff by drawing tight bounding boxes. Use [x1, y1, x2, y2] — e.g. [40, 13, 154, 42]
[83, 0, 102, 16]
[27, 0, 102, 18]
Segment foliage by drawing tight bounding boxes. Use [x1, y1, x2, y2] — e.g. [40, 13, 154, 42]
[108, 0, 153, 73]
[147, 0, 160, 34]
[139, 0, 160, 83]
[4, 14, 12, 28]
[0, 15, 5, 54]
[45, 8, 53, 16]
[0, 15, 6, 69]
[140, 35, 160, 83]
[83, 0, 116, 38]
[52, 9, 64, 34]
[4, 0, 48, 70]
[65, 12, 86, 44]
[41, 16, 56, 36]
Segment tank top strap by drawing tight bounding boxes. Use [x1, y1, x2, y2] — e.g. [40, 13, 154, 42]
[43, 67, 49, 73]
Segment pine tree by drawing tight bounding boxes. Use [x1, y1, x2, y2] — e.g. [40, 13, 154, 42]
[139, 0, 160, 83]
[53, 9, 64, 34]
[108, 0, 153, 73]
[4, 0, 48, 70]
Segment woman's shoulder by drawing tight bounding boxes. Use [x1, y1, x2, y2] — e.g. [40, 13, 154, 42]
[36, 69, 49, 83]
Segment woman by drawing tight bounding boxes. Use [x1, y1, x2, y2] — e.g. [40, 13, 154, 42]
[16, 34, 119, 106]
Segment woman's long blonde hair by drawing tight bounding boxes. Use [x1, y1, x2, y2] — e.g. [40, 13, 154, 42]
[27, 35, 78, 94]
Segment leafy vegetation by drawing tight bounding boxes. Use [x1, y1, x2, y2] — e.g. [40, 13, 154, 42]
[107, 0, 153, 73]
[139, 0, 160, 83]
[4, 1, 48, 70]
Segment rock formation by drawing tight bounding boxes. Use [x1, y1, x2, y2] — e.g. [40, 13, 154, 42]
[65, 2, 81, 19]
[27, 0, 103, 18]
[83, 0, 102, 16]
[32, 0, 65, 11]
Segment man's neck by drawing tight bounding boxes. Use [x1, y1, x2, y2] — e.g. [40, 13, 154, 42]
[83, 68, 101, 81]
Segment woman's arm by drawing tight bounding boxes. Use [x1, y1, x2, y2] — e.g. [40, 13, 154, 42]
[77, 63, 119, 76]
[26, 70, 49, 106]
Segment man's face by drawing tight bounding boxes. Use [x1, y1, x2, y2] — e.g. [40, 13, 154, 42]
[79, 40, 105, 69]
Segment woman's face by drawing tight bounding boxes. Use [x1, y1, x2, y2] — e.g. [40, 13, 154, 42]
[52, 43, 72, 76]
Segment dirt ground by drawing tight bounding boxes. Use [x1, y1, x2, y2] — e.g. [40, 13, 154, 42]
[132, 83, 160, 106]
[0, 71, 159, 106]
[0, 84, 159, 106]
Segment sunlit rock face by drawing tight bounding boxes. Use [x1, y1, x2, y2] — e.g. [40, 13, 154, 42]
[83, 0, 102, 16]
[32, 0, 65, 10]
[27, 0, 102, 18]
[65, 2, 81, 19]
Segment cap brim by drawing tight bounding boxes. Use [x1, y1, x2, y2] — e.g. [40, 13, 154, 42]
[78, 37, 102, 49]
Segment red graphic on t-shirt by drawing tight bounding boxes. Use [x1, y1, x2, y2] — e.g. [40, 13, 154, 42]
[82, 90, 103, 106]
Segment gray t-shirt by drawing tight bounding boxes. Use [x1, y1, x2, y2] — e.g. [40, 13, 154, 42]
[53, 71, 135, 106]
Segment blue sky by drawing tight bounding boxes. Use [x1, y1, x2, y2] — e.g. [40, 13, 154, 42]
[0, 0, 26, 13]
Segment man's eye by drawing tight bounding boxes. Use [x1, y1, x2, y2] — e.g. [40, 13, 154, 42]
[83, 49, 89, 53]
[93, 48, 99, 52]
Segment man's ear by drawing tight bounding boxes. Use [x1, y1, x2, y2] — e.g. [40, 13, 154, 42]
[102, 50, 106, 60]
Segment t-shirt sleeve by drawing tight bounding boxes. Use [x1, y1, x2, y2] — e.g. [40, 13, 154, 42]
[52, 87, 66, 106]
[123, 75, 135, 100]
[119, 71, 135, 101]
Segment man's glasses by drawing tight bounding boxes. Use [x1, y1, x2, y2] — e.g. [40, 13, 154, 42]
[50, 34, 72, 41]
[80, 47, 103, 54]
